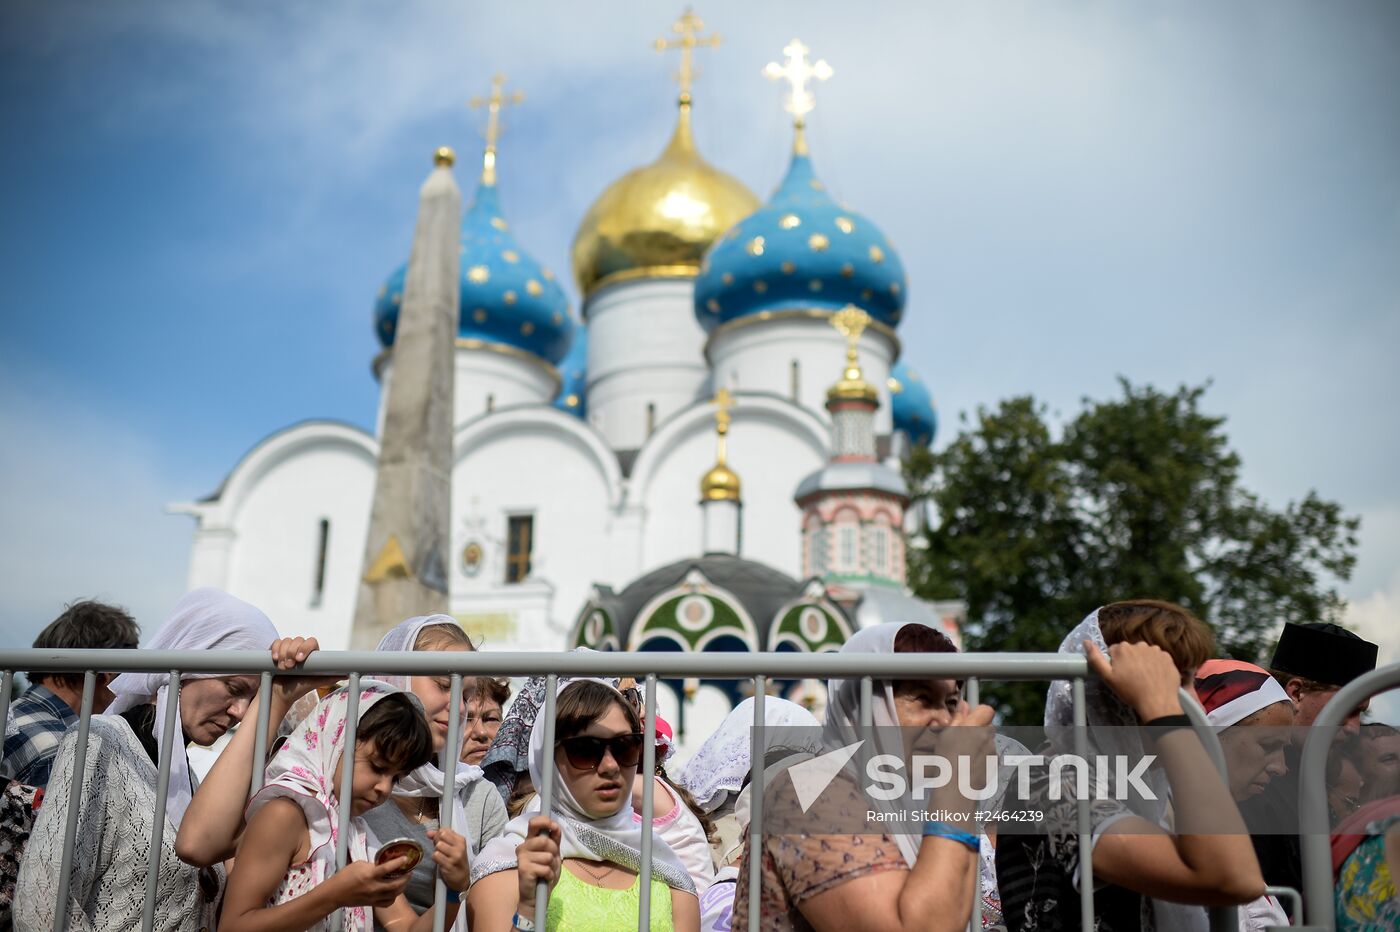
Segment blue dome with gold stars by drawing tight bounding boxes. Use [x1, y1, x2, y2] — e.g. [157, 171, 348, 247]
[374, 182, 573, 364]
[693, 152, 906, 331]
[552, 325, 587, 418]
[889, 361, 937, 447]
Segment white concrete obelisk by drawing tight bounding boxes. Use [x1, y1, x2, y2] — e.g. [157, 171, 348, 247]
[351, 147, 461, 648]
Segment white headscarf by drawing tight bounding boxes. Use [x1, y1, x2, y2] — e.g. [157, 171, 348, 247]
[245, 681, 404, 932]
[824, 622, 960, 866]
[676, 696, 822, 815]
[371, 615, 485, 836]
[106, 587, 279, 828]
[471, 678, 695, 892]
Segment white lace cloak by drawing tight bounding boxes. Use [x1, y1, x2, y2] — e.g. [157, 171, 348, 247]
[15, 715, 222, 932]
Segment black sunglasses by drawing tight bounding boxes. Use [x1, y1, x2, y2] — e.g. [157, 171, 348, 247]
[557, 733, 645, 771]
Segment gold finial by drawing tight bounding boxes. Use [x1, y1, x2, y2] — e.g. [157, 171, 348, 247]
[654, 8, 721, 109]
[434, 146, 456, 167]
[827, 306, 878, 404]
[763, 38, 833, 155]
[469, 73, 524, 186]
[701, 386, 741, 502]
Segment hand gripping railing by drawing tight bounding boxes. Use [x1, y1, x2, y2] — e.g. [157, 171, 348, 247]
[1298, 662, 1400, 931]
[1, 648, 1241, 932]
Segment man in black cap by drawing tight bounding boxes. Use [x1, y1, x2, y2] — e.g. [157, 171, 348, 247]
[1238, 621, 1380, 910]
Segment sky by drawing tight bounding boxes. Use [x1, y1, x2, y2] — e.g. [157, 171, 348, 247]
[1, 2, 1396, 701]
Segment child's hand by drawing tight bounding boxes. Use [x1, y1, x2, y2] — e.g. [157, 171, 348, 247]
[333, 857, 413, 909]
[427, 827, 470, 892]
[268, 636, 339, 704]
[515, 816, 562, 909]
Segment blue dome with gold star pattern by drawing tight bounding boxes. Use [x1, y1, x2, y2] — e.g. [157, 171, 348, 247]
[889, 360, 937, 447]
[552, 325, 587, 418]
[694, 152, 906, 331]
[374, 182, 573, 364]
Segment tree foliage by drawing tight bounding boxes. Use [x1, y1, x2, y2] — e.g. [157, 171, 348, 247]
[906, 380, 1358, 723]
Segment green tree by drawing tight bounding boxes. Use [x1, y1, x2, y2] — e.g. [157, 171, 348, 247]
[907, 380, 1358, 723]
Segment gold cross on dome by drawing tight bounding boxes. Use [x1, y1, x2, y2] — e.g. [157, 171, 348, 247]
[469, 74, 524, 185]
[764, 39, 833, 127]
[831, 305, 870, 367]
[654, 8, 721, 106]
[712, 386, 734, 436]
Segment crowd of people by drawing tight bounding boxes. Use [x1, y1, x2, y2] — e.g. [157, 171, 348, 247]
[1, 592, 1395, 931]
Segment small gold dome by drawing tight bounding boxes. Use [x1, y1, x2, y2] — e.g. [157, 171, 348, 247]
[434, 146, 456, 167]
[700, 461, 742, 502]
[571, 105, 759, 297]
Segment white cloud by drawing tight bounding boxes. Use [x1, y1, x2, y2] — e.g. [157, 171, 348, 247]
[1344, 567, 1400, 725]
[0, 371, 192, 648]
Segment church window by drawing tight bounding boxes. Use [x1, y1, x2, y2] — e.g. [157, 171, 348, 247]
[646, 402, 656, 437]
[838, 525, 858, 572]
[810, 526, 829, 575]
[486, 394, 495, 413]
[790, 360, 800, 400]
[505, 515, 533, 584]
[869, 525, 888, 573]
[310, 518, 330, 607]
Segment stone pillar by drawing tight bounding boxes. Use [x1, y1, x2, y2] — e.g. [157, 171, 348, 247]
[351, 151, 461, 648]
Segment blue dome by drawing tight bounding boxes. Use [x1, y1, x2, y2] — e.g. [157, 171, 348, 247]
[694, 152, 906, 331]
[889, 361, 937, 447]
[553, 325, 587, 419]
[374, 182, 574, 364]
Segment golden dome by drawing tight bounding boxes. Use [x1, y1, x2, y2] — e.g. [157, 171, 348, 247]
[700, 461, 742, 502]
[571, 103, 759, 298]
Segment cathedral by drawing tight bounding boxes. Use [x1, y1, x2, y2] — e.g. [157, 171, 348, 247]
[171, 15, 959, 734]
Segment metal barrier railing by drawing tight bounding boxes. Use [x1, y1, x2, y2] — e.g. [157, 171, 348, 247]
[1, 649, 1243, 932]
[1298, 663, 1400, 931]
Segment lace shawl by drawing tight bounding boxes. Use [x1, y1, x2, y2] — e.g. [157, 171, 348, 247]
[14, 715, 222, 932]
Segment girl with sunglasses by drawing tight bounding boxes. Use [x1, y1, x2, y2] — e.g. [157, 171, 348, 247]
[467, 679, 700, 931]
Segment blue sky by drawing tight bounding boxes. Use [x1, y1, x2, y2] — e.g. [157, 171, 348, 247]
[1, 2, 1397, 682]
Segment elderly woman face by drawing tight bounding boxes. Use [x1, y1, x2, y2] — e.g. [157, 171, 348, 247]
[180, 675, 260, 746]
[1221, 701, 1294, 800]
[462, 693, 503, 766]
[891, 677, 961, 730]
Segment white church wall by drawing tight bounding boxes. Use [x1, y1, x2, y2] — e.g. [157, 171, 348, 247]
[706, 316, 898, 435]
[631, 396, 829, 580]
[450, 409, 622, 651]
[376, 348, 558, 435]
[584, 278, 710, 451]
[210, 424, 377, 649]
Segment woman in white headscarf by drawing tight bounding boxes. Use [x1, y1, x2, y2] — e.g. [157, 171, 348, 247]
[467, 678, 699, 931]
[733, 621, 997, 932]
[15, 588, 284, 932]
[996, 601, 1265, 932]
[362, 615, 508, 925]
[677, 696, 821, 932]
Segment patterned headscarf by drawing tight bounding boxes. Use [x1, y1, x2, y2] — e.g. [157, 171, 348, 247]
[245, 681, 404, 932]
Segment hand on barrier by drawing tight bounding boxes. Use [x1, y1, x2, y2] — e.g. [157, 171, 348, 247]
[268, 636, 340, 704]
[515, 815, 563, 908]
[428, 826, 471, 891]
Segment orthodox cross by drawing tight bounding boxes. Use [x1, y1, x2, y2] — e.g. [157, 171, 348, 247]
[713, 386, 734, 460]
[763, 38, 832, 152]
[654, 8, 721, 106]
[830, 305, 871, 376]
[469, 73, 524, 185]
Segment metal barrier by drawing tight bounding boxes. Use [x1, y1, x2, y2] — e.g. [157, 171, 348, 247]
[1298, 663, 1400, 931]
[2, 649, 1243, 932]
